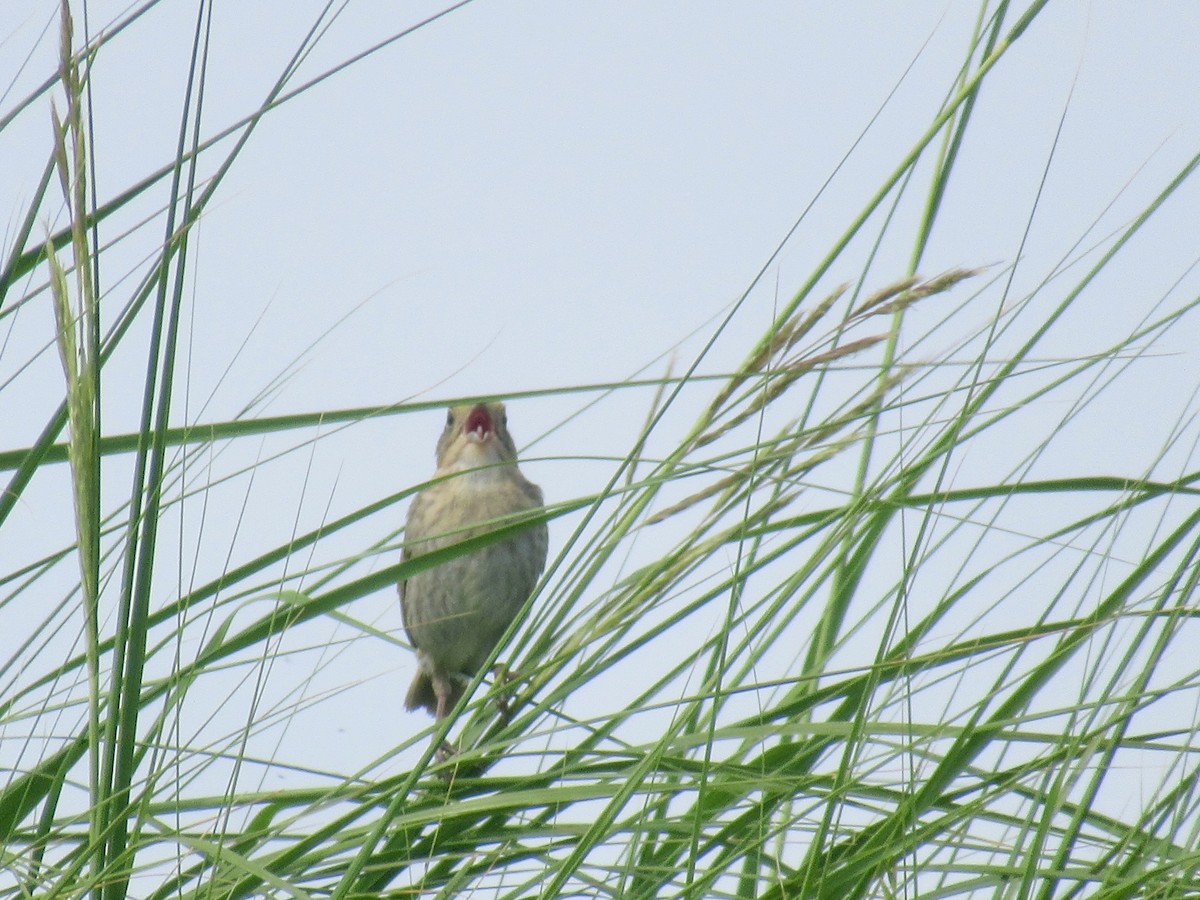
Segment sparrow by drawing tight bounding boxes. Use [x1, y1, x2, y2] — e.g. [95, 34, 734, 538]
[399, 402, 548, 723]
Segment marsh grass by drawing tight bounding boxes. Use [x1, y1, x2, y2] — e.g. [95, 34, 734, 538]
[3, 2, 1200, 898]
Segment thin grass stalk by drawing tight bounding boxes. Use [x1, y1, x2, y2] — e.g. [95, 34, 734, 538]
[44, 2, 104, 891]
[6, 2, 1200, 897]
[97, 3, 215, 894]
[805, 3, 1013, 878]
[790, 504, 1200, 899]
[1034, 542, 1200, 899]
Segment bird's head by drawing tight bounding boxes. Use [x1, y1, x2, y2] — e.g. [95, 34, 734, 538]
[434, 402, 519, 473]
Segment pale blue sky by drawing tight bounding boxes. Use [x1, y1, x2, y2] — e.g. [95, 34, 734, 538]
[3, 2, 1200, 876]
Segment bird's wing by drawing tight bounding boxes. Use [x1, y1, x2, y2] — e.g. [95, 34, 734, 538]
[398, 490, 430, 651]
[398, 544, 421, 651]
[521, 479, 550, 574]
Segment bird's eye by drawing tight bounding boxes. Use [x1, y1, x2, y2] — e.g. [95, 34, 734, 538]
[445, 411, 455, 427]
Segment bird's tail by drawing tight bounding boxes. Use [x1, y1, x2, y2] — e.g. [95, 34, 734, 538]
[405, 671, 465, 718]
[404, 671, 437, 715]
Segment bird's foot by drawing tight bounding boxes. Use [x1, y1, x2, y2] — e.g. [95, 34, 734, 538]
[490, 663, 522, 723]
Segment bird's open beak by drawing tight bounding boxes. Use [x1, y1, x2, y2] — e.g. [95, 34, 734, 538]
[464, 404, 495, 443]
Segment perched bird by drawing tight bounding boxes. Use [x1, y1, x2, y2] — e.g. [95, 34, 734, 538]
[399, 402, 548, 723]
